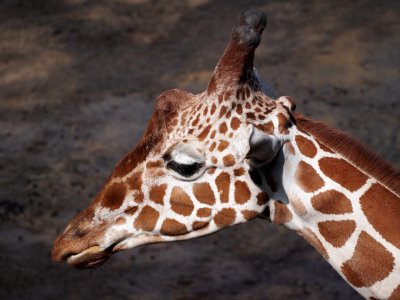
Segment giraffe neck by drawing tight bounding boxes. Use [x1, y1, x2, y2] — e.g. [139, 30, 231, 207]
[264, 116, 400, 300]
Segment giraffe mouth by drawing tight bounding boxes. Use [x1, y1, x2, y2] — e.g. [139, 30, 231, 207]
[66, 245, 115, 268]
[66, 234, 167, 267]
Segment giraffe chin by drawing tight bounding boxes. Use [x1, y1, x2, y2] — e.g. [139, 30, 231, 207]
[66, 245, 112, 268]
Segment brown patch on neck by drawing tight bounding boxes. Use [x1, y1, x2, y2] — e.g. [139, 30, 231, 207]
[295, 135, 317, 158]
[295, 113, 400, 196]
[295, 161, 324, 193]
[341, 231, 394, 287]
[319, 157, 368, 192]
[318, 220, 356, 248]
[311, 190, 353, 215]
[360, 183, 400, 248]
[316, 140, 335, 153]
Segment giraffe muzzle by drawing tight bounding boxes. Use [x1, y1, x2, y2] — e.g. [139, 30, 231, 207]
[52, 238, 118, 268]
[51, 213, 122, 268]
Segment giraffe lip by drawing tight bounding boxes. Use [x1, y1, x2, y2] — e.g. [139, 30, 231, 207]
[67, 245, 112, 268]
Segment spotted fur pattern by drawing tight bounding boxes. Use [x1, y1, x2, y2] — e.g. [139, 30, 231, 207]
[271, 123, 400, 299]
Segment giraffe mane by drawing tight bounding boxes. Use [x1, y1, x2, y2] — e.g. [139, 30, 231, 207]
[294, 113, 400, 196]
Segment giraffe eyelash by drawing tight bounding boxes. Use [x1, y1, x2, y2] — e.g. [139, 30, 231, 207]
[166, 160, 204, 178]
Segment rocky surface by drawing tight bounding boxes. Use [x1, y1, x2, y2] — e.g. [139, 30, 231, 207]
[0, 1, 399, 299]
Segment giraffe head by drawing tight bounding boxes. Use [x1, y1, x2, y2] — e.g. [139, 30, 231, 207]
[52, 10, 296, 268]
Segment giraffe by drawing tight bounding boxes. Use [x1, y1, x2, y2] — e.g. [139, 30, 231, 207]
[51, 10, 400, 300]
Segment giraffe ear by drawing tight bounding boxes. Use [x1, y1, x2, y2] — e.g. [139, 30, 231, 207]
[277, 96, 296, 112]
[247, 125, 283, 166]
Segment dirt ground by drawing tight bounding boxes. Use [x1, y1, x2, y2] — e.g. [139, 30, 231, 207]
[0, 1, 399, 299]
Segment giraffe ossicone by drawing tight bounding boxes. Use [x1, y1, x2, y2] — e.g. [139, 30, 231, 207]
[52, 9, 400, 300]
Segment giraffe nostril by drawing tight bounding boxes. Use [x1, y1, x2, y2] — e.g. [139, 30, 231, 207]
[51, 241, 78, 263]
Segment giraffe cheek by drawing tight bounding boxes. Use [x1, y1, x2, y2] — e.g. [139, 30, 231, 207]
[134, 206, 159, 232]
[193, 182, 216, 205]
[170, 187, 194, 216]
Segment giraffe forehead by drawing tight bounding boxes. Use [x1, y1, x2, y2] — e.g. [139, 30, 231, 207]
[159, 86, 289, 148]
[155, 96, 292, 171]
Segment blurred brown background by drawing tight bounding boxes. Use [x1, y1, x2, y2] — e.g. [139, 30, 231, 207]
[0, 1, 399, 299]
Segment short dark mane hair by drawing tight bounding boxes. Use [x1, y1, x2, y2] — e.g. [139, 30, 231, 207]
[294, 113, 400, 196]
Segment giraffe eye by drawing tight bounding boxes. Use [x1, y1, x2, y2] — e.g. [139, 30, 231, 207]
[166, 160, 204, 178]
[163, 143, 206, 180]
